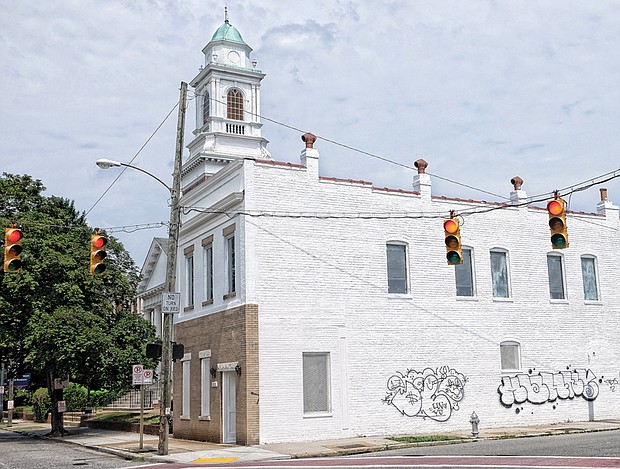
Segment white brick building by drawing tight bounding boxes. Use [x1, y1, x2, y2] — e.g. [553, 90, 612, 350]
[139, 17, 620, 445]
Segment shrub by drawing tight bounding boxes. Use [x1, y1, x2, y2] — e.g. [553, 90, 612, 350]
[31, 388, 51, 422]
[64, 384, 88, 412]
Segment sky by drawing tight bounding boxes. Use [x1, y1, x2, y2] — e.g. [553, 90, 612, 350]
[2, 1, 620, 267]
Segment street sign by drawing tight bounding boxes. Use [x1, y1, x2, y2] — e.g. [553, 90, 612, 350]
[7, 400, 13, 410]
[142, 369, 153, 385]
[162, 292, 180, 314]
[58, 401, 66, 413]
[132, 364, 144, 385]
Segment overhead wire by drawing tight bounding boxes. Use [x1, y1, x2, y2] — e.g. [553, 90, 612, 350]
[84, 100, 180, 217]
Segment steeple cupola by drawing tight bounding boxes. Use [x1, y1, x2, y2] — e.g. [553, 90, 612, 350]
[183, 10, 270, 188]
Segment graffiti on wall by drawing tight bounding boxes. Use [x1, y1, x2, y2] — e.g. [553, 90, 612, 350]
[498, 368, 599, 408]
[383, 366, 467, 421]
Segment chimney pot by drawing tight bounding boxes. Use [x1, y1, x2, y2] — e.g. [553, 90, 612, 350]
[510, 176, 524, 190]
[414, 159, 428, 174]
[600, 188, 608, 201]
[302, 133, 317, 149]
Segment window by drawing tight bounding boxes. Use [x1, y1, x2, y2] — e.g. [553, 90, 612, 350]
[500, 341, 521, 372]
[200, 355, 211, 417]
[185, 251, 194, 308]
[490, 250, 510, 298]
[455, 248, 474, 297]
[581, 256, 599, 301]
[386, 243, 408, 294]
[202, 91, 210, 125]
[202, 236, 214, 305]
[302, 352, 331, 414]
[227, 88, 244, 120]
[547, 254, 565, 299]
[223, 225, 236, 298]
[182, 356, 191, 418]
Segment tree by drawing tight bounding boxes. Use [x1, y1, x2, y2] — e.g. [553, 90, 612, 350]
[0, 173, 155, 436]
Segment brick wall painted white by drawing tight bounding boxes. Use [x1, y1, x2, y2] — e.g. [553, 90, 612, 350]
[176, 156, 620, 444]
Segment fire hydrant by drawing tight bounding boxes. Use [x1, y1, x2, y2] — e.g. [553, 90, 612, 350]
[470, 411, 480, 437]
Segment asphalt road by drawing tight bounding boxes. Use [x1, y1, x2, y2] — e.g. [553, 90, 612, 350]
[361, 428, 620, 458]
[0, 429, 140, 469]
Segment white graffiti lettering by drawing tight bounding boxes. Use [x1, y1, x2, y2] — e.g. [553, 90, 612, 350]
[498, 369, 599, 407]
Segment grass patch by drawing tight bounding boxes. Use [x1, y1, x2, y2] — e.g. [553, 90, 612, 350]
[388, 435, 462, 443]
[90, 412, 160, 425]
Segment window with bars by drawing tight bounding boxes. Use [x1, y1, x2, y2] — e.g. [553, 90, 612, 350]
[227, 89, 244, 120]
[302, 352, 331, 414]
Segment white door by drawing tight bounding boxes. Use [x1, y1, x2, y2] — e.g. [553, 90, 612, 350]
[222, 371, 237, 444]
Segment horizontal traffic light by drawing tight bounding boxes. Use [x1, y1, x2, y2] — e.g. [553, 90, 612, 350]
[4, 228, 23, 273]
[444, 218, 463, 265]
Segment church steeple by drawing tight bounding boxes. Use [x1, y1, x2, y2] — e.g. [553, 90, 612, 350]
[183, 11, 270, 187]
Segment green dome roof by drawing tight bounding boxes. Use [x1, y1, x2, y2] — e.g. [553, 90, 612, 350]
[211, 21, 245, 44]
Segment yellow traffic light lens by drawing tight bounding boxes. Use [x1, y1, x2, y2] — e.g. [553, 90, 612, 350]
[444, 219, 459, 234]
[549, 217, 564, 230]
[547, 200, 564, 216]
[445, 235, 459, 248]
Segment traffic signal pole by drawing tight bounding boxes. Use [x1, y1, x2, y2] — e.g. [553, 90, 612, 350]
[158, 81, 187, 456]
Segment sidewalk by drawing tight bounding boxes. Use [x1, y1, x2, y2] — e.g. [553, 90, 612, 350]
[2, 418, 620, 464]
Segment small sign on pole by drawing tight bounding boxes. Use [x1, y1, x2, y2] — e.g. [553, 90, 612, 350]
[58, 401, 66, 413]
[162, 292, 181, 315]
[7, 400, 14, 410]
[142, 369, 153, 385]
[132, 364, 144, 385]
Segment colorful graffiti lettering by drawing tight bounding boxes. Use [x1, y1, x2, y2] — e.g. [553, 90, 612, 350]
[498, 368, 599, 408]
[383, 366, 467, 421]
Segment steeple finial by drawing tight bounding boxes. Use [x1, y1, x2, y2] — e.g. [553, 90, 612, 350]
[224, 6, 229, 24]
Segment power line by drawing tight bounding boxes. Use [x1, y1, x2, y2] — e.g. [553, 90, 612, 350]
[191, 91, 510, 201]
[84, 100, 180, 217]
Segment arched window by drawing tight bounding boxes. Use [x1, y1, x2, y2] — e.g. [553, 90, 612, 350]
[227, 88, 244, 121]
[500, 340, 521, 372]
[202, 92, 210, 125]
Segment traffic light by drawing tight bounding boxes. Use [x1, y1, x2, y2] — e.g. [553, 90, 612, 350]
[444, 217, 463, 265]
[90, 233, 108, 275]
[4, 227, 23, 273]
[547, 198, 569, 249]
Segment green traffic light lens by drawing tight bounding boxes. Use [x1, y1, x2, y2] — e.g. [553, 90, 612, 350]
[93, 264, 106, 275]
[447, 251, 461, 264]
[7, 259, 22, 271]
[551, 233, 567, 248]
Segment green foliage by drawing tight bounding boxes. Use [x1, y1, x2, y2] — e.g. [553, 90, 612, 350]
[31, 387, 50, 422]
[63, 383, 88, 412]
[89, 389, 119, 408]
[0, 172, 156, 432]
[388, 435, 462, 443]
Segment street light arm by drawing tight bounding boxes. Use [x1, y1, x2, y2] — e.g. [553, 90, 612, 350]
[95, 159, 172, 192]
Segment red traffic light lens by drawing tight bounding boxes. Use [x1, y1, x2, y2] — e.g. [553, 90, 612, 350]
[444, 219, 459, 234]
[6, 229, 22, 243]
[547, 200, 564, 216]
[92, 236, 107, 249]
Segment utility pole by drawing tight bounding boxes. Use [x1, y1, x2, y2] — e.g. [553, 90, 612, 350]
[158, 81, 187, 456]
